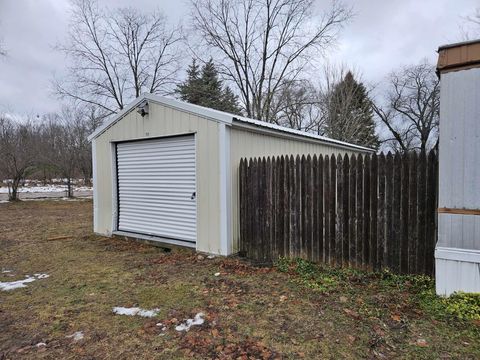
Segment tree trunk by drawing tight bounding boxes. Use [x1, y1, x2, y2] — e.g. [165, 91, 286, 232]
[8, 179, 20, 201]
[67, 178, 74, 198]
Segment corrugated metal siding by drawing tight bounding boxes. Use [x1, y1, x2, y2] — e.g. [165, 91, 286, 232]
[93, 102, 222, 254]
[116, 136, 197, 243]
[438, 68, 480, 250]
[435, 249, 480, 296]
[229, 126, 369, 253]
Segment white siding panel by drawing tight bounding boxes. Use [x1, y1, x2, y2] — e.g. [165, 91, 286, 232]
[435, 247, 480, 296]
[439, 68, 480, 209]
[438, 68, 480, 251]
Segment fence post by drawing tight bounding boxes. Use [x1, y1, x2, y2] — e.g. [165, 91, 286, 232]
[289, 155, 296, 258]
[306, 155, 313, 261]
[265, 157, 273, 264]
[417, 151, 427, 274]
[425, 151, 437, 275]
[356, 154, 364, 267]
[342, 154, 350, 266]
[239, 158, 246, 255]
[400, 152, 410, 274]
[392, 153, 402, 273]
[324, 155, 330, 263]
[312, 155, 319, 262]
[318, 155, 325, 263]
[370, 154, 378, 271]
[301, 155, 308, 259]
[377, 154, 386, 270]
[330, 154, 337, 266]
[336, 154, 344, 266]
[408, 152, 418, 274]
[283, 156, 289, 258]
[364, 155, 371, 268]
[349, 155, 357, 267]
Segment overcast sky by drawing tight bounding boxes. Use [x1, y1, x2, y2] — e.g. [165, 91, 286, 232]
[0, 0, 478, 117]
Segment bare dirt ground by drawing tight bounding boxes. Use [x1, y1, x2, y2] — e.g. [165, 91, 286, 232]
[0, 200, 478, 359]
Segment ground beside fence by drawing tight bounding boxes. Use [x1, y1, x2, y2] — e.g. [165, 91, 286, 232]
[0, 200, 478, 359]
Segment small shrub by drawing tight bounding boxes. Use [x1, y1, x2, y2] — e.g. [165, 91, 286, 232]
[443, 292, 480, 321]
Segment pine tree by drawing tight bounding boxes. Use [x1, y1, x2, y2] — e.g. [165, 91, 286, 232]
[176, 59, 202, 104]
[199, 59, 224, 110]
[326, 71, 379, 149]
[176, 58, 242, 115]
[221, 86, 242, 114]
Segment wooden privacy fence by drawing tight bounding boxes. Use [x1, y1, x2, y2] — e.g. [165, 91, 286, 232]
[239, 151, 438, 275]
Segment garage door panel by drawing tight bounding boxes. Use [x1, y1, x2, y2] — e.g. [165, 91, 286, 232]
[116, 135, 197, 243]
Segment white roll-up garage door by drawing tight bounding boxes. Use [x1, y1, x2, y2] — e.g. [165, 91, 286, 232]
[116, 135, 197, 244]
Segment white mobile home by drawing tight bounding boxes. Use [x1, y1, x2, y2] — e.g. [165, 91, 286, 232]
[436, 40, 480, 295]
[88, 94, 373, 255]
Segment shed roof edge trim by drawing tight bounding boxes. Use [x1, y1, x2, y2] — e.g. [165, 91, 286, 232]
[232, 117, 375, 152]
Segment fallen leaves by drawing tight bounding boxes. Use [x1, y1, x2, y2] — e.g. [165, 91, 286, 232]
[391, 314, 402, 322]
[343, 308, 361, 320]
[180, 334, 279, 360]
[415, 338, 428, 347]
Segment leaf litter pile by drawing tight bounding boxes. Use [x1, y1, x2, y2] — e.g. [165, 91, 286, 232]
[0, 200, 479, 359]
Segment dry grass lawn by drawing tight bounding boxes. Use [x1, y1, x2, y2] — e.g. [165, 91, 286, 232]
[0, 200, 478, 359]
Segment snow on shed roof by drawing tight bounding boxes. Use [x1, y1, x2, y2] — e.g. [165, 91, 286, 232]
[88, 93, 375, 153]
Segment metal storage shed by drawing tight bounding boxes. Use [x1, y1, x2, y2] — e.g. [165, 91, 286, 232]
[88, 93, 373, 255]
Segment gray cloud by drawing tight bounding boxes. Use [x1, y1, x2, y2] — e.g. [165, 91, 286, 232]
[0, 0, 478, 116]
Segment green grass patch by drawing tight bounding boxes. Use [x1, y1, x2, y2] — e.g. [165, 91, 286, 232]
[275, 257, 480, 327]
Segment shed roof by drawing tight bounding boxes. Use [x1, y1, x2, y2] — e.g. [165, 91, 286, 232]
[88, 93, 375, 153]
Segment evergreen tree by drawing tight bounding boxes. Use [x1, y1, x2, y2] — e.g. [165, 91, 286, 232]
[176, 59, 202, 104]
[326, 71, 379, 149]
[176, 58, 242, 115]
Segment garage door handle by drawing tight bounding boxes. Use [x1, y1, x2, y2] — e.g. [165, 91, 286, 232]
[191, 191, 196, 200]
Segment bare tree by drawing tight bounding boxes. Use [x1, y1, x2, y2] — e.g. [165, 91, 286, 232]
[0, 41, 6, 57]
[372, 61, 440, 153]
[56, 0, 183, 114]
[0, 117, 38, 201]
[460, 7, 480, 40]
[270, 79, 324, 133]
[39, 106, 96, 197]
[190, 0, 352, 122]
[77, 106, 102, 186]
[0, 20, 6, 57]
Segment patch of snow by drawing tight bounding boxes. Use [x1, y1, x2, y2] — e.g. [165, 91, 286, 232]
[1, 269, 13, 273]
[0, 185, 92, 194]
[175, 312, 205, 332]
[0, 273, 49, 291]
[66, 331, 84, 341]
[156, 323, 167, 332]
[36, 342, 47, 348]
[112, 306, 160, 318]
[214, 272, 220, 277]
[33, 273, 50, 279]
[207, 255, 215, 259]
